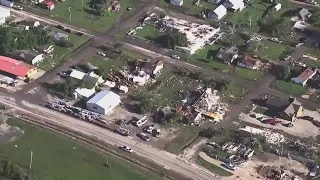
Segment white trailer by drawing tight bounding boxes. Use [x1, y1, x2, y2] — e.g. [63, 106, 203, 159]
[0, 0, 13, 7]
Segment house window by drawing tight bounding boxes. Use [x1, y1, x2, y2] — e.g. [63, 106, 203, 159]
[93, 106, 97, 110]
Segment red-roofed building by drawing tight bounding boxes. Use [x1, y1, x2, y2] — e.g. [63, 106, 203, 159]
[237, 55, 263, 70]
[44, 1, 54, 10]
[291, 68, 317, 86]
[0, 56, 37, 79]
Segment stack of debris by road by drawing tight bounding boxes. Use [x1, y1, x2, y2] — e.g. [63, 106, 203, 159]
[258, 165, 299, 180]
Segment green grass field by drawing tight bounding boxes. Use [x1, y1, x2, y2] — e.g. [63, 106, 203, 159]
[273, 80, 307, 97]
[234, 67, 262, 81]
[221, 82, 247, 104]
[158, 0, 216, 16]
[0, 118, 162, 180]
[257, 40, 288, 61]
[37, 28, 89, 71]
[135, 25, 163, 41]
[22, 0, 134, 32]
[195, 156, 232, 177]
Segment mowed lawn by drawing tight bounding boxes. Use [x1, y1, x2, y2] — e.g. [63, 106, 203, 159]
[28, 0, 134, 32]
[190, 44, 230, 72]
[0, 118, 162, 180]
[273, 81, 307, 97]
[37, 28, 89, 71]
[135, 25, 164, 41]
[257, 40, 288, 61]
[234, 67, 262, 81]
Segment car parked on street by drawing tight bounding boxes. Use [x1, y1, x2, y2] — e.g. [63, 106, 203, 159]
[13, 5, 23, 10]
[120, 146, 133, 153]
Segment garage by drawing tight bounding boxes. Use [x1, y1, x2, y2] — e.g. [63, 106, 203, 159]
[86, 90, 121, 115]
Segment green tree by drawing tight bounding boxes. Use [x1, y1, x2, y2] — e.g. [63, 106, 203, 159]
[272, 18, 292, 38]
[282, 65, 291, 80]
[246, 40, 263, 56]
[311, 11, 320, 27]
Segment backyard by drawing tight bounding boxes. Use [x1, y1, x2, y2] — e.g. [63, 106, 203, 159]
[256, 40, 288, 61]
[135, 25, 164, 42]
[272, 80, 308, 97]
[0, 118, 163, 180]
[20, 0, 135, 32]
[158, 0, 217, 16]
[37, 28, 90, 71]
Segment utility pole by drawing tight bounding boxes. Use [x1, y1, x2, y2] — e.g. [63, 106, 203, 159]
[68, 7, 72, 22]
[29, 151, 33, 170]
[81, 0, 83, 7]
[249, 17, 252, 31]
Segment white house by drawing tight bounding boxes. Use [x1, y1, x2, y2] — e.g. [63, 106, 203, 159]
[73, 87, 95, 99]
[0, 6, 11, 25]
[223, 0, 245, 11]
[7, 50, 44, 65]
[170, 0, 183, 6]
[210, 5, 227, 20]
[291, 68, 317, 86]
[86, 90, 121, 115]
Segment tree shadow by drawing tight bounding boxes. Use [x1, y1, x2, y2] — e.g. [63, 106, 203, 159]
[83, 8, 100, 17]
[207, 49, 218, 59]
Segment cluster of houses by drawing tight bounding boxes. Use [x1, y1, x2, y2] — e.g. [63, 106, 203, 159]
[64, 58, 165, 116]
[215, 45, 263, 70]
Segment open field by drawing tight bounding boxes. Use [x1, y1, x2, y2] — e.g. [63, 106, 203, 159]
[272, 80, 307, 97]
[164, 125, 198, 154]
[37, 28, 90, 71]
[20, 0, 135, 32]
[0, 118, 163, 180]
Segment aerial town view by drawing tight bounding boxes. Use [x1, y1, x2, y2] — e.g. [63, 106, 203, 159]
[0, 0, 320, 179]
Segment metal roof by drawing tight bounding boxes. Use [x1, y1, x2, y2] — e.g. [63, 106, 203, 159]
[86, 90, 120, 108]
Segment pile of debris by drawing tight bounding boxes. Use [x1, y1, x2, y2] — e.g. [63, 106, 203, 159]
[192, 88, 229, 121]
[239, 126, 286, 145]
[258, 165, 286, 180]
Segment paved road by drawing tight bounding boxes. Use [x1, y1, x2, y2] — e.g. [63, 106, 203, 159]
[0, 95, 222, 180]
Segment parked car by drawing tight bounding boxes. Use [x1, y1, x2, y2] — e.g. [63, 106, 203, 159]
[145, 125, 155, 133]
[120, 146, 133, 153]
[59, 71, 70, 77]
[270, 37, 282, 43]
[138, 133, 150, 141]
[293, 61, 307, 67]
[222, 163, 237, 171]
[56, 25, 65, 29]
[97, 51, 106, 57]
[251, 36, 262, 41]
[13, 5, 23, 10]
[283, 55, 292, 61]
[296, 43, 304, 48]
[172, 55, 180, 59]
[306, 0, 317, 5]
